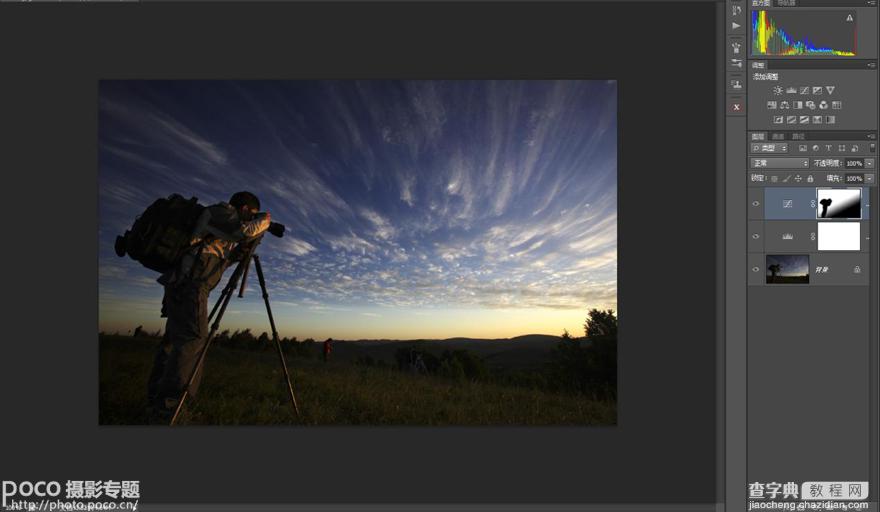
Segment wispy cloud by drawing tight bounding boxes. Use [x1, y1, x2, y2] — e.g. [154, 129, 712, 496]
[280, 238, 317, 256]
[100, 96, 228, 168]
[149, 112, 228, 167]
[360, 208, 396, 240]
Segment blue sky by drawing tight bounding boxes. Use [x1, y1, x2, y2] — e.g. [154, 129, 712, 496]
[98, 80, 617, 340]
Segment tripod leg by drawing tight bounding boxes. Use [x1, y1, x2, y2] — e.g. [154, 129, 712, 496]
[211, 244, 258, 322]
[208, 268, 238, 324]
[253, 254, 301, 418]
[238, 258, 251, 298]
[169, 259, 247, 426]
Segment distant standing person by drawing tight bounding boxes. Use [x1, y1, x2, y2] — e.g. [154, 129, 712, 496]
[323, 338, 333, 363]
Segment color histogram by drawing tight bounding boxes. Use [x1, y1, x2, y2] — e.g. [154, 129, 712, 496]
[752, 10, 856, 57]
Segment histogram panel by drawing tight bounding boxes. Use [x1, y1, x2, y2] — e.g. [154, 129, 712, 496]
[752, 10, 857, 57]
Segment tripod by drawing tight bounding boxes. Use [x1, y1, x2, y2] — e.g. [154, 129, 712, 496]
[169, 236, 300, 425]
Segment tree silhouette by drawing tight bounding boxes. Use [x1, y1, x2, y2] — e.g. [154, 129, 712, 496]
[257, 332, 271, 351]
[768, 264, 782, 278]
[584, 309, 618, 338]
[547, 308, 619, 397]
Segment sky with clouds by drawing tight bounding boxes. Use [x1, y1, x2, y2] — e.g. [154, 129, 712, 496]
[99, 80, 617, 340]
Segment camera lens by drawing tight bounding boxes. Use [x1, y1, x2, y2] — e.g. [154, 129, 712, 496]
[268, 222, 285, 238]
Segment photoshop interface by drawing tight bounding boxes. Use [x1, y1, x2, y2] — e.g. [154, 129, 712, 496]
[728, 0, 877, 510]
[0, 1, 877, 511]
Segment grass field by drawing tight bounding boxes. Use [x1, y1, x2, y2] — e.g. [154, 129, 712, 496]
[99, 335, 616, 426]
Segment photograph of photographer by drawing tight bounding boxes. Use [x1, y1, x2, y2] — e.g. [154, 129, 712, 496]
[98, 80, 618, 426]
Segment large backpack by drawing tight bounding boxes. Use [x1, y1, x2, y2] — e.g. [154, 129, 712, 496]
[114, 194, 206, 273]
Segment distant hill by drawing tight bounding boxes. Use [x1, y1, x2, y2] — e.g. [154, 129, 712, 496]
[328, 334, 587, 369]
